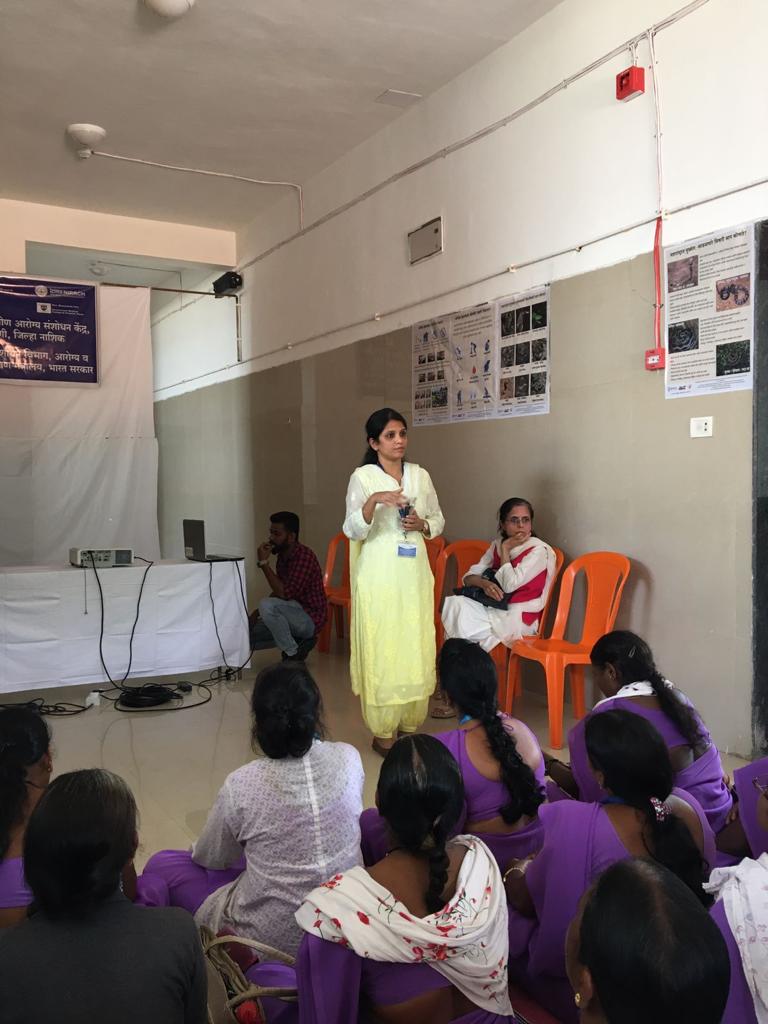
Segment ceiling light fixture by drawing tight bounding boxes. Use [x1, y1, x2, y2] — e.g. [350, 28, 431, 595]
[66, 123, 107, 159]
[143, 0, 196, 17]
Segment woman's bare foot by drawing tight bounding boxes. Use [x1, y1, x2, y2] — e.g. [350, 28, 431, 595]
[372, 737, 395, 758]
[430, 691, 456, 719]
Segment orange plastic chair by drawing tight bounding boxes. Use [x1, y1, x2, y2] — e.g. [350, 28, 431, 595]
[503, 551, 631, 749]
[317, 532, 350, 654]
[424, 535, 446, 577]
[491, 545, 565, 704]
[433, 540, 490, 652]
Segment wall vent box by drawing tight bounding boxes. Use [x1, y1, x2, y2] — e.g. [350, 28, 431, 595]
[408, 217, 443, 265]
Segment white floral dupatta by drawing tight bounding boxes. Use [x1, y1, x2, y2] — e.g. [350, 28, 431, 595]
[295, 835, 512, 1014]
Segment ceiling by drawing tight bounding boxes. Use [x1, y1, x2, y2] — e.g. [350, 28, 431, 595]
[1, 0, 563, 230]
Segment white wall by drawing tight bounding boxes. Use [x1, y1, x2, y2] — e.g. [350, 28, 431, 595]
[0, 198, 236, 275]
[153, 0, 768, 397]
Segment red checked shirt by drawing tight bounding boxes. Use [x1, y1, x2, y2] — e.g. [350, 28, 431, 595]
[276, 542, 328, 631]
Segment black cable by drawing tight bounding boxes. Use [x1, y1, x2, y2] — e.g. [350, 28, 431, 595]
[88, 552, 154, 689]
[207, 559, 258, 679]
[0, 697, 90, 717]
[96, 682, 213, 713]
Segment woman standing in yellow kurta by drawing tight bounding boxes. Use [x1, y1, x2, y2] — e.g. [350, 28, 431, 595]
[343, 409, 444, 756]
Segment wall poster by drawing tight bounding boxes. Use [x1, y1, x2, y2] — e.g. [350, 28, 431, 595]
[0, 277, 98, 385]
[411, 288, 550, 425]
[664, 226, 754, 399]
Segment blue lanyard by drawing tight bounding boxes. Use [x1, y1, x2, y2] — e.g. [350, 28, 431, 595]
[459, 714, 473, 725]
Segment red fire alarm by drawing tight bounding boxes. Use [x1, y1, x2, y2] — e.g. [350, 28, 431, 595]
[616, 65, 645, 102]
[645, 347, 666, 371]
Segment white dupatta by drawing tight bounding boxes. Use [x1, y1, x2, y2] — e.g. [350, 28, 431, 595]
[295, 835, 512, 1014]
[705, 853, 768, 1023]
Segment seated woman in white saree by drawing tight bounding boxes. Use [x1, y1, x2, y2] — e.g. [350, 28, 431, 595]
[441, 498, 556, 654]
[294, 735, 516, 1024]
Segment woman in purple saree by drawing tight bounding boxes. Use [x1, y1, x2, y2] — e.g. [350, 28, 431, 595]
[296, 735, 517, 1024]
[546, 631, 734, 845]
[566, 859, 730, 1024]
[361, 639, 545, 872]
[504, 710, 716, 1024]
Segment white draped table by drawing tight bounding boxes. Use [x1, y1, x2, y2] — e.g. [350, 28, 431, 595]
[0, 559, 250, 693]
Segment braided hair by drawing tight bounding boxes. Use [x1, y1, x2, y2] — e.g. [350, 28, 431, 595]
[0, 708, 50, 860]
[377, 735, 464, 914]
[585, 710, 710, 905]
[591, 631, 703, 749]
[439, 639, 543, 825]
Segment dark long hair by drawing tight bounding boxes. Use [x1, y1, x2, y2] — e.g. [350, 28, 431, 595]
[585, 710, 710, 903]
[578, 859, 730, 1024]
[24, 769, 137, 919]
[360, 408, 407, 466]
[251, 662, 324, 759]
[0, 708, 50, 860]
[377, 735, 464, 914]
[497, 497, 534, 538]
[590, 631, 703, 748]
[438, 639, 543, 824]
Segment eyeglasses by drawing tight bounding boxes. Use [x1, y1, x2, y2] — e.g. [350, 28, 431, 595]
[752, 774, 768, 795]
[505, 516, 531, 526]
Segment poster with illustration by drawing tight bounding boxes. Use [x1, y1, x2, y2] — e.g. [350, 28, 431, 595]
[664, 225, 754, 399]
[451, 303, 496, 420]
[412, 315, 452, 425]
[497, 286, 550, 417]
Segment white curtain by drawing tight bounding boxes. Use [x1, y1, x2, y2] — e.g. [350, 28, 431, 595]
[0, 286, 160, 566]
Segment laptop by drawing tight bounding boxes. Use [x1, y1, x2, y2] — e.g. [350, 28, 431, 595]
[183, 519, 242, 562]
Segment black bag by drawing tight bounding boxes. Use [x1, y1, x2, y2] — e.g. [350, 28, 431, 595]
[453, 567, 510, 611]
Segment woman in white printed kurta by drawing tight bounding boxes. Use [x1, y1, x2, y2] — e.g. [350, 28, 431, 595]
[441, 497, 555, 653]
[343, 409, 444, 747]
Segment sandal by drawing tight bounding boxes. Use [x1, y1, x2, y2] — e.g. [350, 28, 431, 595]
[372, 737, 394, 758]
[430, 693, 457, 720]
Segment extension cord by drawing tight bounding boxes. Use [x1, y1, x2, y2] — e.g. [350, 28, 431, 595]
[118, 685, 178, 709]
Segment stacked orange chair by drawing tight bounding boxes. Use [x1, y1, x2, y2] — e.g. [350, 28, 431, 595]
[502, 551, 631, 749]
[489, 545, 565, 703]
[432, 540, 489, 652]
[317, 532, 350, 654]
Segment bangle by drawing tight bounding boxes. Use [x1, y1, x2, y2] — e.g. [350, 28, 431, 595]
[422, 521, 430, 536]
[257, 559, 270, 568]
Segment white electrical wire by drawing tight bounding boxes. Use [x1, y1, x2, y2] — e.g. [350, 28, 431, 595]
[646, 29, 665, 215]
[91, 150, 304, 230]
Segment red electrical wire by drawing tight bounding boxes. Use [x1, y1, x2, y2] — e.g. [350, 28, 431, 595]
[653, 216, 663, 349]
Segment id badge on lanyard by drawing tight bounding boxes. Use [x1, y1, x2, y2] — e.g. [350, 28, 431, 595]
[397, 542, 417, 558]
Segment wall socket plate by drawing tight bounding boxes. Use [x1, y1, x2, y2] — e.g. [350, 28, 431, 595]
[690, 416, 713, 438]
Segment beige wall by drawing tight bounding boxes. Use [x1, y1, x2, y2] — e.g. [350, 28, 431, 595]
[154, 253, 753, 755]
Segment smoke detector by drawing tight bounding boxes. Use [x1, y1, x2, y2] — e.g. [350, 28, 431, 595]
[143, 0, 196, 17]
[66, 124, 107, 159]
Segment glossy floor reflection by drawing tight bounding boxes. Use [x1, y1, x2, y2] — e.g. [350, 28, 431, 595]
[8, 645, 750, 869]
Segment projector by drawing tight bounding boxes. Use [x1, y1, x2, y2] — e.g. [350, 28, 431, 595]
[70, 548, 134, 568]
[212, 271, 243, 297]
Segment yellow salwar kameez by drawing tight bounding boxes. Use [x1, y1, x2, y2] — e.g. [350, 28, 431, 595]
[343, 462, 444, 738]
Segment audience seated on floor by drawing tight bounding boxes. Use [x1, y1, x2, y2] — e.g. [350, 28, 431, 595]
[706, 771, 768, 1023]
[141, 661, 364, 956]
[440, 497, 557, 655]
[546, 630, 737, 854]
[566, 858, 730, 1024]
[504, 709, 715, 1024]
[360, 638, 546, 870]
[0, 768, 206, 1024]
[295, 734, 515, 1024]
[0, 708, 52, 929]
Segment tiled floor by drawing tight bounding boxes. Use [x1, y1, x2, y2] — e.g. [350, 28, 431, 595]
[6, 645, 750, 869]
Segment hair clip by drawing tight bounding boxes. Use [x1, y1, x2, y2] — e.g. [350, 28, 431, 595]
[628, 645, 637, 658]
[650, 796, 669, 822]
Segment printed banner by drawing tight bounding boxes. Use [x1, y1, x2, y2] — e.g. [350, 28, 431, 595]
[412, 315, 452, 425]
[0, 277, 98, 384]
[664, 226, 754, 399]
